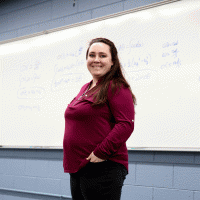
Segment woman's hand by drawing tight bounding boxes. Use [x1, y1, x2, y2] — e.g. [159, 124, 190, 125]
[86, 151, 106, 163]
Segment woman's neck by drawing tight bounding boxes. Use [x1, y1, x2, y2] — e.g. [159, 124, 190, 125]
[92, 79, 98, 85]
[89, 81, 96, 90]
[89, 77, 103, 90]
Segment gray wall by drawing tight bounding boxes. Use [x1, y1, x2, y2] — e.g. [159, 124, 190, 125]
[0, 0, 200, 200]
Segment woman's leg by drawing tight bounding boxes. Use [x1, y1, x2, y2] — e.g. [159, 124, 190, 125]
[79, 160, 128, 200]
[70, 171, 85, 200]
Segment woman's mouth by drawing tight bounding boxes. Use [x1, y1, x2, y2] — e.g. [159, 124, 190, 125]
[93, 66, 102, 68]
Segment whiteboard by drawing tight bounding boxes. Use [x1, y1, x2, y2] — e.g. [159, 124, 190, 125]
[0, 0, 200, 149]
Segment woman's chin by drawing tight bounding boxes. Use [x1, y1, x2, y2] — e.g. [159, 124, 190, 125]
[92, 73, 103, 78]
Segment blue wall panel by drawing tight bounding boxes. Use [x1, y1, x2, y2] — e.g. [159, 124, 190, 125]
[6, 1, 52, 31]
[61, 179, 71, 197]
[25, 159, 49, 178]
[14, 176, 38, 193]
[194, 192, 200, 200]
[124, 0, 164, 10]
[2, 158, 26, 176]
[122, 185, 153, 200]
[0, 194, 3, 200]
[39, 11, 92, 31]
[195, 154, 200, 164]
[0, 174, 14, 189]
[48, 160, 65, 179]
[0, 0, 48, 16]
[174, 165, 200, 190]
[136, 163, 173, 188]
[0, 14, 9, 32]
[36, 178, 61, 195]
[17, 24, 41, 37]
[0, 30, 18, 41]
[92, 2, 123, 19]
[154, 188, 193, 200]
[128, 151, 154, 162]
[154, 152, 195, 164]
[78, 0, 122, 12]
[52, 0, 78, 19]
[124, 163, 136, 185]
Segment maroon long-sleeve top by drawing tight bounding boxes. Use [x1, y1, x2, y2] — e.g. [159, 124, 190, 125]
[63, 80, 135, 174]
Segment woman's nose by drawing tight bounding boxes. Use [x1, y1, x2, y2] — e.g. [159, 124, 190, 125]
[94, 56, 100, 62]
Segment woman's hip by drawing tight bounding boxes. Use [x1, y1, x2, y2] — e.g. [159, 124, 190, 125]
[71, 160, 127, 180]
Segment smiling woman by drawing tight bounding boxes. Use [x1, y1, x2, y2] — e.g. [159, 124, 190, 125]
[63, 38, 136, 200]
[84, 38, 136, 106]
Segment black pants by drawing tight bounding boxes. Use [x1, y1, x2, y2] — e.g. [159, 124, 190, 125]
[69, 160, 128, 200]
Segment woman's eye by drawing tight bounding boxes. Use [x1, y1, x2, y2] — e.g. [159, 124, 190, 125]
[89, 54, 106, 58]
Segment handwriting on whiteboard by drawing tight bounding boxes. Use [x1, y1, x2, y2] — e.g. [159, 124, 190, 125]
[19, 73, 41, 86]
[118, 41, 143, 52]
[161, 40, 181, 69]
[56, 47, 83, 59]
[161, 58, 181, 69]
[162, 49, 179, 58]
[51, 73, 84, 92]
[127, 69, 157, 82]
[121, 53, 151, 68]
[17, 87, 45, 99]
[54, 59, 84, 74]
[162, 40, 178, 48]
[19, 61, 42, 90]
[18, 105, 40, 111]
[20, 61, 40, 72]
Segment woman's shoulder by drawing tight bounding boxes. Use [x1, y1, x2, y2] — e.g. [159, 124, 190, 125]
[74, 81, 92, 97]
[81, 80, 92, 91]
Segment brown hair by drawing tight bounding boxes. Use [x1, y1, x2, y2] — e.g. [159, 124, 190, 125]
[86, 38, 137, 106]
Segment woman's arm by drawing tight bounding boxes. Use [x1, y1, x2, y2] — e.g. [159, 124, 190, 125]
[93, 83, 135, 160]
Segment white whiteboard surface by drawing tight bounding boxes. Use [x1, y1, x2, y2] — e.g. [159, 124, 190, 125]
[0, 0, 200, 149]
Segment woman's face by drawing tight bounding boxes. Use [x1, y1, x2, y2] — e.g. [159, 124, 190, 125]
[87, 42, 113, 81]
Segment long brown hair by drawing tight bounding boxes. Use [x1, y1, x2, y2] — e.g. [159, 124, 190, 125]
[86, 38, 137, 106]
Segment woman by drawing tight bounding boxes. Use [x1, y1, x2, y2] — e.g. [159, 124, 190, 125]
[63, 38, 136, 200]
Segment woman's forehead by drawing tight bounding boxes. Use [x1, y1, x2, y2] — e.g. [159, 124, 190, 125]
[89, 42, 110, 52]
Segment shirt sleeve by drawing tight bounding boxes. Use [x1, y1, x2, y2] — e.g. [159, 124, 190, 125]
[93, 83, 135, 160]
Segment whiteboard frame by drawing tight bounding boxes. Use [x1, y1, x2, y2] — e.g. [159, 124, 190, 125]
[0, 146, 199, 152]
[2, 0, 199, 152]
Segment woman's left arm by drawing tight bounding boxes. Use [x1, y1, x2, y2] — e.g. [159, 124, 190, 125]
[93, 85, 135, 160]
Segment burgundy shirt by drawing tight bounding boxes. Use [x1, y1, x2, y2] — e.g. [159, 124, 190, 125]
[63, 80, 135, 174]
